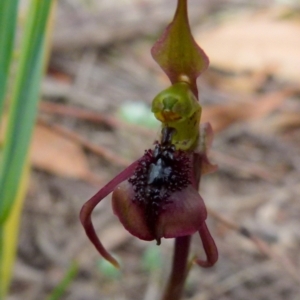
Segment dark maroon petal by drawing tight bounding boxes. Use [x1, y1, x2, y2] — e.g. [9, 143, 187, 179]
[112, 181, 155, 241]
[80, 160, 139, 267]
[195, 222, 218, 268]
[112, 182, 207, 244]
[156, 184, 207, 240]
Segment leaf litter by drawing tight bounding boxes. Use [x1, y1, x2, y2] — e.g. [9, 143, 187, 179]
[11, 1, 300, 300]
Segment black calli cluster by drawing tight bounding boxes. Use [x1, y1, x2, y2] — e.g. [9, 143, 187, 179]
[128, 128, 190, 243]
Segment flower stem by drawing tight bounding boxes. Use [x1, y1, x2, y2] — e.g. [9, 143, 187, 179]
[161, 153, 203, 300]
[161, 235, 191, 300]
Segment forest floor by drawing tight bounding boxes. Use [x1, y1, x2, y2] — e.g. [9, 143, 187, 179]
[9, 0, 300, 299]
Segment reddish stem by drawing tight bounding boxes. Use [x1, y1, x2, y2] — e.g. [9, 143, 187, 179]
[161, 236, 191, 300]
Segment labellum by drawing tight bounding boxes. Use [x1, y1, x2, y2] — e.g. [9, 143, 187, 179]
[116, 127, 191, 244]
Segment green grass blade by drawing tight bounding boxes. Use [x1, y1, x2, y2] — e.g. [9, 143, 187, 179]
[0, 0, 19, 120]
[0, 0, 53, 224]
[0, 1, 54, 296]
[47, 262, 79, 300]
[0, 163, 30, 298]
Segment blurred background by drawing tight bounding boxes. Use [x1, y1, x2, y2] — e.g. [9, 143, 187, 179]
[10, 0, 300, 299]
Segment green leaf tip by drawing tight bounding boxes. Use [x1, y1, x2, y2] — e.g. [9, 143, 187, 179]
[151, 0, 209, 97]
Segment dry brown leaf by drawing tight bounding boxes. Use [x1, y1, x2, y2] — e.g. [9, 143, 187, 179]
[1, 115, 100, 183]
[201, 89, 294, 133]
[251, 111, 300, 135]
[197, 10, 300, 82]
[31, 123, 97, 182]
[205, 68, 270, 94]
[270, 112, 300, 132]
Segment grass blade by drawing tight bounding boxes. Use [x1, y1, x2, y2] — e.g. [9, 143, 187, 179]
[0, 0, 19, 120]
[0, 0, 53, 224]
[47, 262, 79, 300]
[0, 0, 53, 298]
[0, 162, 29, 298]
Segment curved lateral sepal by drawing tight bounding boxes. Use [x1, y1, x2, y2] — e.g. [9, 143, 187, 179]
[80, 160, 139, 268]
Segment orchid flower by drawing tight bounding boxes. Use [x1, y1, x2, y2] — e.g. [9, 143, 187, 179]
[80, 1, 218, 299]
[80, 84, 218, 269]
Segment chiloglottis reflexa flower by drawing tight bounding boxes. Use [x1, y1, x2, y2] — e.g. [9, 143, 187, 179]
[80, 124, 218, 269]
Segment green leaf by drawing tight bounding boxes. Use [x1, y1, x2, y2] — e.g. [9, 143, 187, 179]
[47, 262, 78, 300]
[0, 163, 29, 299]
[151, 0, 209, 97]
[97, 256, 122, 280]
[0, 1, 53, 297]
[118, 101, 160, 129]
[0, 0, 19, 122]
[0, 0, 53, 224]
[142, 245, 162, 272]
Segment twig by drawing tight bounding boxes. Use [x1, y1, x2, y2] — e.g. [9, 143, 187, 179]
[211, 150, 275, 181]
[37, 118, 131, 168]
[208, 207, 300, 283]
[39, 101, 155, 137]
[191, 261, 277, 300]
